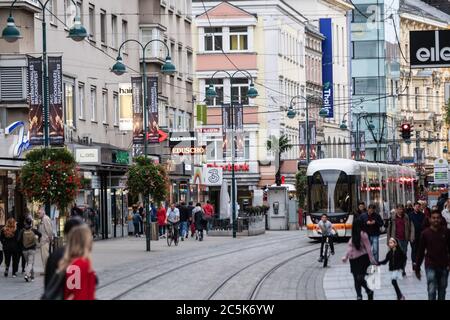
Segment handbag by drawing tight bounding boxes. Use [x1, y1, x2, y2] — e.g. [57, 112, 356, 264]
[41, 271, 65, 300]
[367, 265, 381, 291]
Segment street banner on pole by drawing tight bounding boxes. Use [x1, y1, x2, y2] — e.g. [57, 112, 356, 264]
[320, 18, 334, 118]
[299, 121, 317, 160]
[234, 104, 244, 158]
[222, 104, 231, 159]
[147, 76, 159, 143]
[48, 56, 64, 145]
[119, 83, 133, 131]
[131, 77, 143, 144]
[434, 158, 448, 185]
[27, 56, 44, 146]
[196, 104, 207, 125]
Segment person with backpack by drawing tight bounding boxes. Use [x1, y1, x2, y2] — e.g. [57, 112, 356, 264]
[132, 205, 142, 237]
[18, 216, 41, 282]
[379, 238, 407, 300]
[0, 218, 20, 277]
[192, 203, 205, 241]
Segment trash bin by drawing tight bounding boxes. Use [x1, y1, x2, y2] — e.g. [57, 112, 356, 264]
[151, 222, 159, 241]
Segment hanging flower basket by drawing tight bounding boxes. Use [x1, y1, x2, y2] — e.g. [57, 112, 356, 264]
[20, 148, 81, 211]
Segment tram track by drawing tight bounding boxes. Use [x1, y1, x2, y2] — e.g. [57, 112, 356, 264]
[107, 233, 309, 299]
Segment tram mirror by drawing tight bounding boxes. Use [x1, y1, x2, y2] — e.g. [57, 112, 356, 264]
[273, 201, 279, 215]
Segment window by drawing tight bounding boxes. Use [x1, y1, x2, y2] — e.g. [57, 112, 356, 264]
[0, 67, 26, 101]
[48, 0, 57, 24]
[415, 87, 419, 110]
[204, 27, 223, 52]
[122, 20, 128, 52]
[187, 51, 193, 78]
[353, 41, 378, 58]
[102, 90, 108, 124]
[178, 45, 183, 75]
[205, 79, 223, 107]
[141, 28, 164, 59]
[78, 83, 85, 119]
[111, 15, 118, 48]
[113, 92, 119, 126]
[353, 77, 384, 95]
[352, 4, 383, 23]
[230, 26, 248, 51]
[177, 110, 184, 130]
[100, 10, 107, 44]
[90, 86, 96, 121]
[88, 4, 95, 39]
[231, 78, 249, 105]
[64, 81, 75, 128]
[64, 0, 76, 27]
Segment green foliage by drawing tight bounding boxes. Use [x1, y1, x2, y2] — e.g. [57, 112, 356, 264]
[295, 168, 307, 209]
[20, 148, 81, 211]
[127, 156, 169, 203]
[244, 205, 269, 216]
[266, 134, 293, 155]
[445, 99, 450, 125]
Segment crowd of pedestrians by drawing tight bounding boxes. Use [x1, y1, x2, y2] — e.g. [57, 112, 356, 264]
[340, 199, 450, 301]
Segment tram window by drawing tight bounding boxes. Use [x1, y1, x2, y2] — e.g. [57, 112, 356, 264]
[310, 170, 350, 214]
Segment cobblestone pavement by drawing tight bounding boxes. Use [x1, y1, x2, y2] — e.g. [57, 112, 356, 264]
[323, 235, 444, 300]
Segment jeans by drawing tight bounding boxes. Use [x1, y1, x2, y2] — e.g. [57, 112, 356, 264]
[4, 251, 20, 275]
[133, 223, 140, 236]
[398, 240, 408, 269]
[180, 221, 188, 238]
[320, 236, 334, 258]
[369, 235, 380, 262]
[23, 249, 36, 279]
[426, 267, 449, 300]
[159, 225, 166, 236]
[410, 240, 418, 265]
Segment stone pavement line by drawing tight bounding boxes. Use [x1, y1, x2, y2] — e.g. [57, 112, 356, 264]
[323, 238, 440, 300]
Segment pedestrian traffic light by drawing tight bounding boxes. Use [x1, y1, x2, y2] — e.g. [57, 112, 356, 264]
[401, 123, 412, 140]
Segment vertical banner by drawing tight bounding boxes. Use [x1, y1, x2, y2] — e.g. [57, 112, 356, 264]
[299, 121, 317, 160]
[309, 121, 317, 160]
[27, 56, 44, 146]
[234, 104, 244, 158]
[48, 56, 64, 145]
[119, 83, 133, 131]
[299, 121, 307, 160]
[222, 104, 231, 159]
[320, 18, 334, 118]
[196, 104, 207, 126]
[147, 76, 159, 143]
[131, 77, 143, 144]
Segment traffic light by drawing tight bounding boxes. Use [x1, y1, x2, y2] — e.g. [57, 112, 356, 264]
[401, 123, 412, 140]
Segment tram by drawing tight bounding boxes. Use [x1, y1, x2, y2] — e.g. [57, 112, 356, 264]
[306, 159, 416, 239]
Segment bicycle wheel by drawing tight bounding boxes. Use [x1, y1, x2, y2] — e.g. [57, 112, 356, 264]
[174, 231, 179, 246]
[167, 230, 172, 247]
[323, 244, 329, 268]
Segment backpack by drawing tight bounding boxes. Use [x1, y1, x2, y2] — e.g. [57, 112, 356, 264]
[41, 271, 65, 300]
[22, 229, 37, 249]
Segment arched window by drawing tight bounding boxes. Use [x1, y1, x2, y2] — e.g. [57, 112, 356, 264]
[327, 136, 332, 158]
[343, 139, 347, 158]
[333, 137, 337, 158]
[338, 138, 342, 158]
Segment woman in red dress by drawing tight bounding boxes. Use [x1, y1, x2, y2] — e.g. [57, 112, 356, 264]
[59, 224, 96, 300]
[157, 203, 167, 238]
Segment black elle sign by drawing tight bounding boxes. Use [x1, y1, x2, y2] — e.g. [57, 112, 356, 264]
[410, 30, 450, 68]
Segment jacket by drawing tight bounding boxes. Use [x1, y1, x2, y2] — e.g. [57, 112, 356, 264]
[192, 206, 204, 230]
[157, 207, 167, 226]
[344, 231, 377, 265]
[132, 212, 142, 224]
[38, 215, 53, 245]
[379, 248, 407, 271]
[442, 208, 450, 230]
[18, 227, 42, 251]
[387, 213, 415, 243]
[359, 212, 384, 236]
[0, 229, 20, 253]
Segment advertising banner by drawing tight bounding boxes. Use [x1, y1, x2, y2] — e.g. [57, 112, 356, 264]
[222, 104, 231, 132]
[433, 158, 448, 185]
[196, 104, 207, 125]
[131, 77, 143, 144]
[27, 56, 43, 146]
[320, 18, 334, 118]
[119, 83, 133, 131]
[48, 56, 64, 145]
[410, 30, 450, 68]
[299, 121, 317, 160]
[147, 76, 159, 143]
[234, 104, 244, 158]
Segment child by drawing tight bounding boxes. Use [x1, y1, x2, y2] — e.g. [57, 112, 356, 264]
[379, 237, 406, 300]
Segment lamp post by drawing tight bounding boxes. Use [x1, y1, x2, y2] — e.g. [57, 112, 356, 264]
[3, 0, 87, 218]
[111, 39, 175, 251]
[205, 70, 258, 239]
[287, 95, 324, 165]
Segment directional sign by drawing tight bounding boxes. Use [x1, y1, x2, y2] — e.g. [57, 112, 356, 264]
[434, 158, 448, 185]
[146, 130, 168, 143]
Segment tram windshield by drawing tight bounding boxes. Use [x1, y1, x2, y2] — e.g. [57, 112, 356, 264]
[310, 170, 350, 215]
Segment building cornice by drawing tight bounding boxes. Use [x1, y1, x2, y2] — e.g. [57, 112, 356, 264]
[319, 0, 354, 12]
[400, 12, 448, 28]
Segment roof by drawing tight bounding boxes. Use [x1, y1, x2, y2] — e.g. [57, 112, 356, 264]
[305, 23, 325, 40]
[400, 0, 450, 24]
[196, 1, 256, 20]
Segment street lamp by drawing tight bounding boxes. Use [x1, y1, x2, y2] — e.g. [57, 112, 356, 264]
[3, 0, 87, 219]
[206, 69, 258, 239]
[111, 38, 175, 251]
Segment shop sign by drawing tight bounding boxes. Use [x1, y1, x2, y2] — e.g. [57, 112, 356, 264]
[410, 30, 450, 68]
[206, 163, 250, 172]
[171, 146, 206, 155]
[195, 127, 222, 136]
[434, 158, 448, 185]
[112, 150, 130, 165]
[203, 167, 223, 186]
[169, 132, 196, 148]
[91, 176, 101, 189]
[75, 148, 100, 164]
[5, 121, 30, 158]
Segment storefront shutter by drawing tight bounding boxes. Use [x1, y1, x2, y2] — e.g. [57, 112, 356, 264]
[0, 67, 25, 101]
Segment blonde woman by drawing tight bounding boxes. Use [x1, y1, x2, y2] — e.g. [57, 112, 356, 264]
[59, 225, 96, 300]
[0, 218, 20, 277]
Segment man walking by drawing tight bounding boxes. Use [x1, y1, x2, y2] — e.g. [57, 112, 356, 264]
[360, 204, 384, 261]
[415, 210, 450, 300]
[387, 205, 414, 276]
[203, 201, 215, 234]
[179, 202, 189, 241]
[408, 202, 425, 271]
[18, 216, 41, 282]
[37, 206, 53, 276]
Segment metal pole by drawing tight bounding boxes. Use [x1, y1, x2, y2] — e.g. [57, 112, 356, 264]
[142, 48, 151, 252]
[231, 77, 236, 239]
[356, 116, 360, 161]
[306, 98, 310, 164]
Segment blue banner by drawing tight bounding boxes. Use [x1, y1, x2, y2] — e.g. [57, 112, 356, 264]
[320, 18, 334, 118]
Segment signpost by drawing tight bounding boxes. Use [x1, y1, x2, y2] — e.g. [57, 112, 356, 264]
[434, 158, 449, 185]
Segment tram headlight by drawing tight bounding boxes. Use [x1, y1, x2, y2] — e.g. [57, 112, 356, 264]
[340, 219, 344, 223]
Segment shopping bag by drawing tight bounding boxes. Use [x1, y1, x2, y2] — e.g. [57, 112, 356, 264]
[367, 265, 381, 290]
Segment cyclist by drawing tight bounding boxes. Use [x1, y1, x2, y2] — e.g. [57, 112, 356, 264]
[166, 203, 180, 241]
[317, 214, 336, 262]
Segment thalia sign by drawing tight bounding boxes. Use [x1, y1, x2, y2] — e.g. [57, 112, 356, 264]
[410, 30, 450, 68]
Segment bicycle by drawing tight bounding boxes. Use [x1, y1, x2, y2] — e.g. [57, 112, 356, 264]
[322, 235, 332, 268]
[166, 222, 179, 247]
